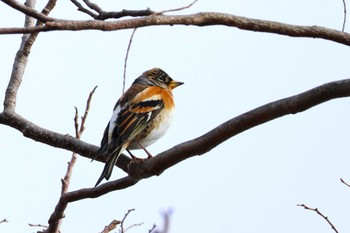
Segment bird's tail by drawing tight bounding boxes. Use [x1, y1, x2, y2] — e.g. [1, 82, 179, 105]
[95, 147, 123, 187]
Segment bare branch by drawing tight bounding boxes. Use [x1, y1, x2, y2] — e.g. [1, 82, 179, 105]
[82, 0, 103, 14]
[0, 219, 8, 224]
[155, 0, 198, 15]
[120, 209, 135, 233]
[46, 176, 138, 232]
[69, 0, 155, 20]
[3, 0, 57, 111]
[60, 151, 78, 195]
[122, 28, 137, 94]
[79, 86, 97, 136]
[124, 222, 144, 232]
[0, 25, 48, 34]
[2, 0, 54, 22]
[3, 0, 36, 111]
[297, 204, 338, 233]
[2, 78, 350, 176]
[1, 13, 350, 47]
[28, 223, 48, 228]
[101, 220, 120, 233]
[340, 178, 350, 188]
[50, 86, 97, 233]
[74, 107, 79, 138]
[149, 224, 157, 233]
[96, 9, 156, 20]
[342, 0, 347, 31]
[72, 0, 197, 20]
[120, 1, 197, 92]
[70, 0, 98, 18]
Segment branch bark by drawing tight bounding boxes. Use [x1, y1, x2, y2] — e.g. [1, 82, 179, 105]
[1, 79, 350, 175]
[1, 11, 350, 46]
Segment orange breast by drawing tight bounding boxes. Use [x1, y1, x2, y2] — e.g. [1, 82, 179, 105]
[132, 86, 175, 109]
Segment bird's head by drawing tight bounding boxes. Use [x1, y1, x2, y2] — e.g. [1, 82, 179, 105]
[135, 68, 184, 90]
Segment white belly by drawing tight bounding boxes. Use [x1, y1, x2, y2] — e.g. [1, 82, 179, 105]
[128, 108, 174, 150]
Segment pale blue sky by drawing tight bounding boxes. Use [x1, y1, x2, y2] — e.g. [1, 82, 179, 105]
[1, 0, 350, 232]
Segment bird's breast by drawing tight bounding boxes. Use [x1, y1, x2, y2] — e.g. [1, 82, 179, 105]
[128, 106, 175, 150]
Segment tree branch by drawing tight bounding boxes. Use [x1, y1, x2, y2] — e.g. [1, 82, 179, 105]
[101, 220, 120, 233]
[297, 204, 339, 233]
[1, 79, 350, 175]
[3, 0, 56, 111]
[52, 87, 97, 233]
[342, 0, 347, 31]
[46, 176, 138, 232]
[1, 13, 350, 47]
[0, 219, 8, 224]
[3, 0, 35, 111]
[2, 0, 54, 22]
[9, 78, 345, 230]
[340, 178, 350, 188]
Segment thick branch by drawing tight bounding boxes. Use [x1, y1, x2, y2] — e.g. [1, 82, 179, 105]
[2, 78, 350, 178]
[1, 13, 350, 46]
[0, 110, 131, 172]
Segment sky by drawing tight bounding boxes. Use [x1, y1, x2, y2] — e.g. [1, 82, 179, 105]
[1, 0, 350, 232]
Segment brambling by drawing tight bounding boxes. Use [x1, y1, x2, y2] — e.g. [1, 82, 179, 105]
[94, 68, 183, 186]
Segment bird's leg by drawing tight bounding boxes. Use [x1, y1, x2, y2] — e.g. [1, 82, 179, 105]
[126, 149, 137, 159]
[138, 143, 153, 158]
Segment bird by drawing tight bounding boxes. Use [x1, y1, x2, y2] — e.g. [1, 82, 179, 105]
[94, 68, 183, 186]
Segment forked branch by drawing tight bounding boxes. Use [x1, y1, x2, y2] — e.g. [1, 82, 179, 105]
[1, 1, 350, 47]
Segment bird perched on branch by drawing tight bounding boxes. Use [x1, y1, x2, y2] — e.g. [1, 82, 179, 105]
[94, 68, 183, 186]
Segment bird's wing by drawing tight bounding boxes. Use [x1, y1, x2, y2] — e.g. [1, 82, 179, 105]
[94, 86, 165, 186]
[108, 86, 165, 155]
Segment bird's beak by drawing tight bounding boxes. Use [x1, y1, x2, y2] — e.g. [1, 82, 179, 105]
[169, 80, 184, 89]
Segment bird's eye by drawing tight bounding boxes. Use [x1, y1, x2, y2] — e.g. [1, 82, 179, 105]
[157, 75, 166, 82]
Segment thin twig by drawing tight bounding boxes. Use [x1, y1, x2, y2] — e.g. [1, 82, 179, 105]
[148, 224, 157, 233]
[79, 85, 98, 136]
[122, 28, 137, 94]
[124, 222, 144, 232]
[340, 178, 350, 188]
[120, 209, 135, 233]
[70, 0, 98, 18]
[155, 0, 198, 15]
[297, 204, 338, 233]
[0, 219, 8, 224]
[60, 153, 78, 195]
[69, 0, 155, 19]
[121, 0, 197, 93]
[342, 0, 347, 31]
[82, 0, 103, 14]
[51, 86, 97, 233]
[28, 223, 48, 228]
[74, 107, 79, 138]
